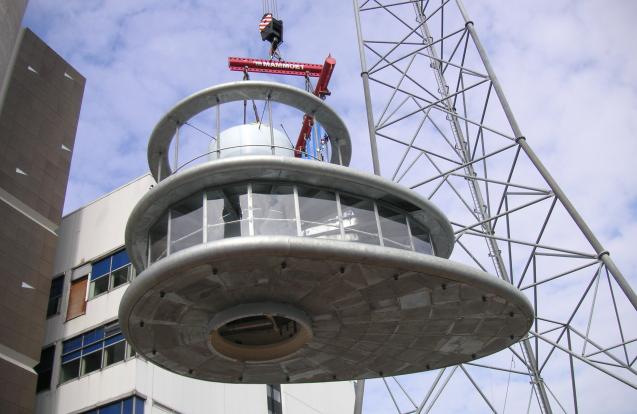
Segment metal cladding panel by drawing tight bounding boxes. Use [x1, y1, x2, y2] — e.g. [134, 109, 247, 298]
[0, 29, 85, 224]
[0, 0, 27, 99]
[0, 27, 84, 414]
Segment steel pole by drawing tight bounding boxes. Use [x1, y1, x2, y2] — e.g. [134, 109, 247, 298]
[353, 379, 365, 414]
[353, 0, 381, 176]
[455, 0, 637, 312]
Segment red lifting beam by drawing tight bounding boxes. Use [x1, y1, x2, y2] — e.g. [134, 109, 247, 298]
[228, 57, 323, 77]
[295, 55, 336, 157]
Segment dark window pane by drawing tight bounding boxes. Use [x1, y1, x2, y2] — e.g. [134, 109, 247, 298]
[150, 213, 168, 263]
[297, 186, 340, 239]
[112, 266, 129, 288]
[409, 218, 433, 254]
[46, 295, 61, 317]
[111, 250, 130, 270]
[81, 350, 102, 375]
[50, 275, 64, 297]
[377, 205, 411, 250]
[122, 397, 133, 414]
[135, 397, 145, 414]
[105, 333, 124, 347]
[91, 257, 111, 280]
[170, 194, 203, 253]
[60, 359, 80, 382]
[104, 341, 126, 366]
[99, 401, 121, 414]
[339, 194, 380, 245]
[90, 277, 109, 298]
[252, 184, 296, 236]
[62, 350, 81, 363]
[35, 346, 54, 392]
[62, 336, 83, 354]
[104, 321, 121, 336]
[83, 327, 105, 345]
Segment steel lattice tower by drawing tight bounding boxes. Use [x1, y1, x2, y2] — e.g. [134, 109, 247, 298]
[352, 0, 637, 412]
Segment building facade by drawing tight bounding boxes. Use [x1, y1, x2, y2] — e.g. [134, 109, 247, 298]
[0, 1, 86, 412]
[34, 174, 355, 413]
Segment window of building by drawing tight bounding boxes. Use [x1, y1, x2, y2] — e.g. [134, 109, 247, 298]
[34, 345, 55, 393]
[66, 276, 88, 321]
[89, 249, 134, 299]
[47, 275, 64, 317]
[60, 320, 135, 383]
[148, 183, 435, 265]
[266, 384, 282, 414]
[81, 395, 145, 414]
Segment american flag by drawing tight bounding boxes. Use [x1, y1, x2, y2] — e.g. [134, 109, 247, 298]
[259, 13, 272, 32]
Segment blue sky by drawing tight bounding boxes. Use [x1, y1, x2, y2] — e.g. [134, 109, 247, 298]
[23, 0, 637, 412]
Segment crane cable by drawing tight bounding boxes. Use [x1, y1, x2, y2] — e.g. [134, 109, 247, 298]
[262, 0, 278, 17]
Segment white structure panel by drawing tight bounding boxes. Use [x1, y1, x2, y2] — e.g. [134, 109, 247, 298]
[283, 382, 355, 413]
[53, 174, 155, 274]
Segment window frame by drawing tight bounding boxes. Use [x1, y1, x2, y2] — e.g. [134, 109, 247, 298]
[35, 345, 55, 393]
[88, 249, 135, 300]
[46, 275, 65, 318]
[59, 320, 136, 384]
[147, 181, 436, 265]
[79, 395, 145, 414]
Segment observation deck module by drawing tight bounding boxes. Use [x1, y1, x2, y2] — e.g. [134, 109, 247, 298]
[119, 80, 533, 384]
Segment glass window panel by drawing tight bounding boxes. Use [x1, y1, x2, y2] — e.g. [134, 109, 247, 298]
[62, 350, 81, 363]
[104, 321, 121, 337]
[170, 194, 203, 254]
[47, 275, 64, 317]
[207, 186, 249, 241]
[50, 275, 64, 297]
[81, 350, 102, 375]
[83, 327, 105, 345]
[105, 333, 124, 346]
[297, 186, 340, 239]
[60, 359, 80, 382]
[252, 184, 296, 236]
[90, 278, 109, 298]
[91, 257, 111, 280]
[377, 204, 411, 250]
[409, 218, 433, 254]
[111, 250, 130, 270]
[135, 397, 145, 414]
[83, 342, 102, 355]
[149, 213, 168, 263]
[63, 336, 82, 353]
[47, 295, 61, 317]
[112, 266, 129, 289]
[99, 401, 122, 414]
[35, 346, 55, 393]
[104, 341, 126, 366]
[122, 398, 133, 414]
[339, 194, 380, 245]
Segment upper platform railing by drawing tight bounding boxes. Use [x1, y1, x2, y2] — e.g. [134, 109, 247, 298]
[147, 81, 353, 182]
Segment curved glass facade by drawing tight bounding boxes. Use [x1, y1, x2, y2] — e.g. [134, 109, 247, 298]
[147, 183, 434, 264]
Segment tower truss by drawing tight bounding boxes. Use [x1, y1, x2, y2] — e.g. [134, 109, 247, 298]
[352, 0, 637, 412]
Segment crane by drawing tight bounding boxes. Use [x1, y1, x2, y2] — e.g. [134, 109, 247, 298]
[227, 1, 336, 160]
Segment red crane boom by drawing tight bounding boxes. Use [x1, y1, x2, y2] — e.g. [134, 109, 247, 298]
[294, 55, 336, 157]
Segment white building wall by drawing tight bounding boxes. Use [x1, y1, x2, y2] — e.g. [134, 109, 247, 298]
[36, 173, 355, 414]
